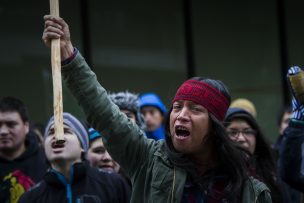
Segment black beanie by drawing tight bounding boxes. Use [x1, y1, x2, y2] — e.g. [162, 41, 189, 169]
[224, 107, 259, 129]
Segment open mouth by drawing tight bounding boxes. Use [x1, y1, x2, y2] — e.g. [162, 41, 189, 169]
[51, 142, 65, 149]
[175, 126, 190, 137]
[0, 138, 10, 143]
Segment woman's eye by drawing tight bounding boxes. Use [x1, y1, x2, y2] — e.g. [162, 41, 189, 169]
[227, 131, 238, 137]
[191, 106, 202, 111]
[172, 104, 181, 110]
[93, 149, 105, 154]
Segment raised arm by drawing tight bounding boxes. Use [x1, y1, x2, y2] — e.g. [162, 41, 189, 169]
[279, 66, 304, 192]
[42, 15, 74, 60]
[42, 16, 157, 179]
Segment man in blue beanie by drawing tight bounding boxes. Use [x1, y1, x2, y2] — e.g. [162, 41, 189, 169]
[19, 112, 130, 203]
[139, 93, 167, 140]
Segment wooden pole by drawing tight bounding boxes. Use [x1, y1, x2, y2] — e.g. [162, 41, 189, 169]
[50, 0, 64, 143]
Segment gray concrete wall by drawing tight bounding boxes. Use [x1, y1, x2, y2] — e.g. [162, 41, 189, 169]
[0, 0, 303, 141]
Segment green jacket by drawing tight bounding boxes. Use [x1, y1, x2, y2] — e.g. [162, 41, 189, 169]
[62, 52, 272, 203]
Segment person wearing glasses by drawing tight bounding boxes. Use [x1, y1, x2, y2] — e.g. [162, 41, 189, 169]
[224, 107, 282, 203]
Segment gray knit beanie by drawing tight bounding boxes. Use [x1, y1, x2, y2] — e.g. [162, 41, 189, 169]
[44, 112, 89, 152]
[109, 91, 145, 129]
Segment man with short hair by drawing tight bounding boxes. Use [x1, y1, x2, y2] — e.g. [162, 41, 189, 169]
[0, 97, 48, 203]
[19, 112, 129, 203]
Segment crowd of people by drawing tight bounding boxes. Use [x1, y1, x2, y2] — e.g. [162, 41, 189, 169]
[1, 15, 304, 203]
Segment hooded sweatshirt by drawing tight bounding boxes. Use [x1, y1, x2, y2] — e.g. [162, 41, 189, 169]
[0, 131, 48, 203]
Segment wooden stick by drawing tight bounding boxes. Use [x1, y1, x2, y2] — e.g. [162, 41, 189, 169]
[50, 0, 64, 143]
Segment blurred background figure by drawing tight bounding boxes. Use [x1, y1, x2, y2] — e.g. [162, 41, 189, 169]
[109, 91, 145, 130]
[87, 128, 132, 192]
[0, 97, 47, 203]
[139, 93, 167, 140]
[230, 98, 257, 118]
[30, 123, 45, 147]
[224, 107, 281, 203]
[90, 90, 145, 188]
[279, 66, 304, 193]
[87, 128, 120, 173]
[273, 106, 301, 203]
[277, 106, 292, 136]
[228, 100, 300, 202]
[273, 106, 292, 157]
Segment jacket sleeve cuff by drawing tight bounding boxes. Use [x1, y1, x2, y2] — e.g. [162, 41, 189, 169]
[61, 47, 78, 66]
[290, 118, 304, 126]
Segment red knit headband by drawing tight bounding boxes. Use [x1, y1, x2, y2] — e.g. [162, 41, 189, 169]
[172, 79, 230, 121]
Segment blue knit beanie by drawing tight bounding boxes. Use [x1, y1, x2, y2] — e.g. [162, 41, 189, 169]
[88, 127, 102, 141]
[139, 93, 167, 115]
[44, 112, 89, 152]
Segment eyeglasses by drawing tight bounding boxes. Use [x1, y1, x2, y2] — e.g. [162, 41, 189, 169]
[226, 129, 256, 138]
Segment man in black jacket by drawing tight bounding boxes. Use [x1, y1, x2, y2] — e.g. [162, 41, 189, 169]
[0, 97, 48, 203]
[19, 112, 130, 203]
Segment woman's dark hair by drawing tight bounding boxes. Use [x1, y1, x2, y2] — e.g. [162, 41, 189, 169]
[164, 77, 247, 202]
[224, 110, 282, 203]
